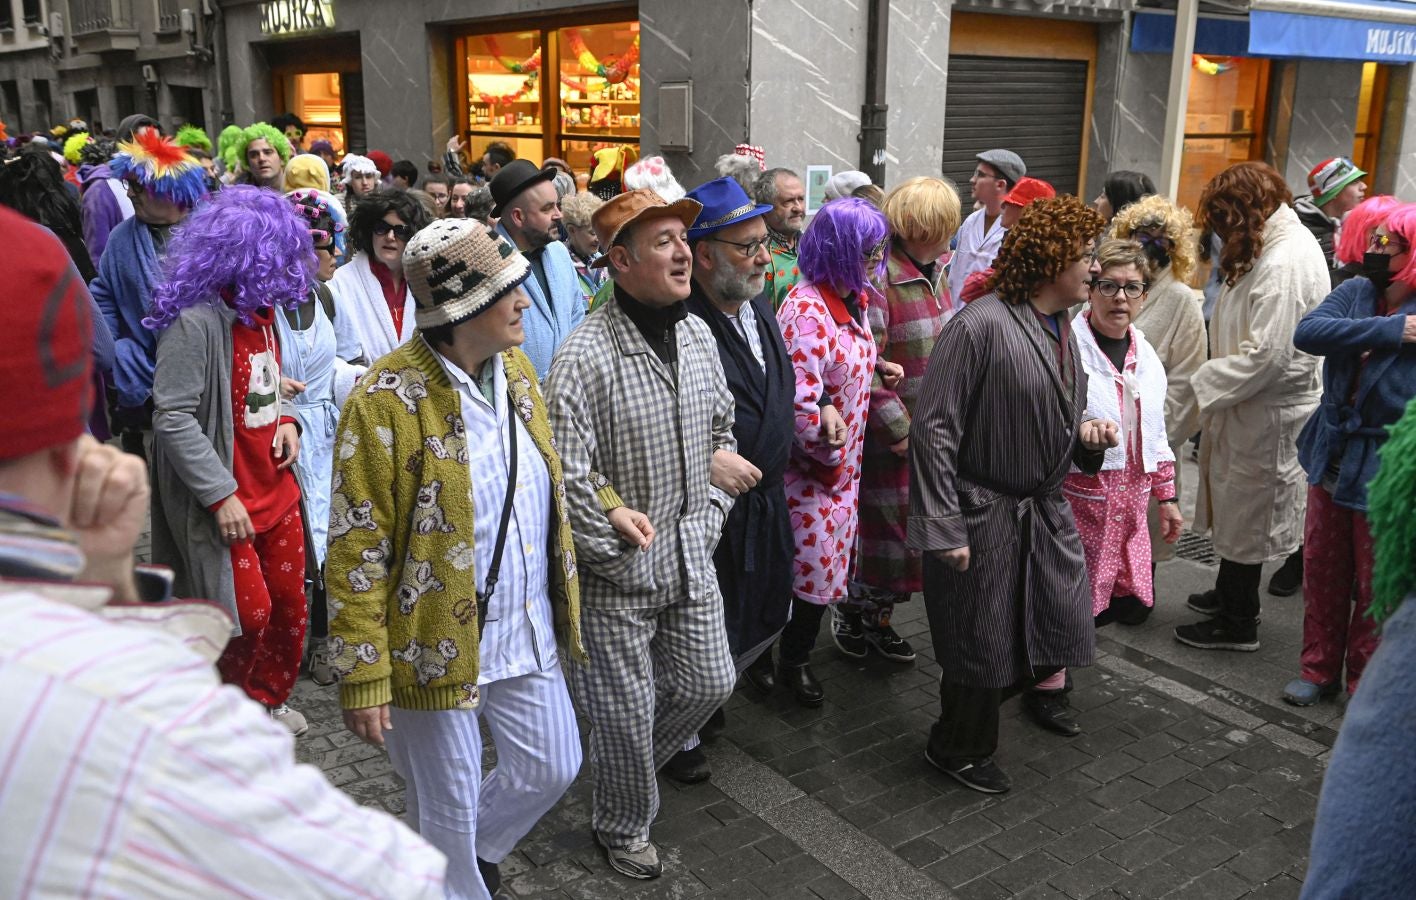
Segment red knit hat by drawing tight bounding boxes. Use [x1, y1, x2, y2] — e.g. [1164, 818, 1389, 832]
[0, 206, 93, 460]
[367, 150, 393, 178]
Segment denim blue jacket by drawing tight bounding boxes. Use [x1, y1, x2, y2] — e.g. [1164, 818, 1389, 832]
[1294, 276, 1416, 511]
[496, 223, 585, 379]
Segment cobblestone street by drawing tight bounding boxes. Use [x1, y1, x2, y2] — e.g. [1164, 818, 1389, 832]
[289, 556, 1330, 900]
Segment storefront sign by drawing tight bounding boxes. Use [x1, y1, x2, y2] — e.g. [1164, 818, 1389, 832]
[260, 0, 335, 38]
[1251, 8, 1416, 61]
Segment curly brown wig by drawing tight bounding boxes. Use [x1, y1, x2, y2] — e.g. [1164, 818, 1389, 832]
[1196, 162, 1292, 287]
[988, 195, 1106, 305]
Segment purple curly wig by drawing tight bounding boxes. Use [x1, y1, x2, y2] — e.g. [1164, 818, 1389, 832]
[798, 197, 889, 296]
[145, 184, 314, 330]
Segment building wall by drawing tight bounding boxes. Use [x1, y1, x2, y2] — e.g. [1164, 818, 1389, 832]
[1282, 59, 1362, 194]
[886, 0, 953, 182]
[1087, 22, 1168, 199]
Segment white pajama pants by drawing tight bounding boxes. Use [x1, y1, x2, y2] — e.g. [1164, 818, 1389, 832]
[571, 592, 737, 844]
[384, 666, 581, 900]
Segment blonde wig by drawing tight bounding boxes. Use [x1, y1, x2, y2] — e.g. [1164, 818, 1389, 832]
[881, 176, 962, 247]
[1109, 193, 1198, 285]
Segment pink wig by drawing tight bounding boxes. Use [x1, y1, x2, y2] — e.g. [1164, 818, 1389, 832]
[1385, 203, 1416, 287]
[1336, 195, 1401, 266]
[798, 197, 889, 296]
[145, 184, 314, 329]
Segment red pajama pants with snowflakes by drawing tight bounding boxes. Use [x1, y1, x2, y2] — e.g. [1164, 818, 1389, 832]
[1301, 485, 1380, 695]
[217, 508, 308, 708]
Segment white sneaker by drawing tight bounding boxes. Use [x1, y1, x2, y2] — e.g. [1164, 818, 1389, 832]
[270, 703, 309, 737]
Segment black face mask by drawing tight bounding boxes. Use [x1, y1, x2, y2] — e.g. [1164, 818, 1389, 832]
[1362, 251, 1394, 291]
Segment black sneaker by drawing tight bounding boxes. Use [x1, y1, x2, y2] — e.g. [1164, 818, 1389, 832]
[831, 607, 869, 659]
[1024, 690, 1081, 736]
[1174, 618, 1260, 652]
[1187, 589, 1221, 616]
[864, 622, 916, 662]
[924, 746, 1012, 794]
[661, 745, 712, 784]
[1268, 550, 1303, 597]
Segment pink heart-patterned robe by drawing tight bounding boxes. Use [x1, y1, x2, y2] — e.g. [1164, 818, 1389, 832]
[777, 280, 880, 605]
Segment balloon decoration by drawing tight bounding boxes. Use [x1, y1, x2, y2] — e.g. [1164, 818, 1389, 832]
[1192, 54, 1236, 76]
[483, 36, 542, 74]
[565, 30, 640, 84]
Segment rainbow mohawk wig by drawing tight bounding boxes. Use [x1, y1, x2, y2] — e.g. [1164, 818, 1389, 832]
[110, 128, 208, 210]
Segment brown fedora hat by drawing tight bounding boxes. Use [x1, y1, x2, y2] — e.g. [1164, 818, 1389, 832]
[589, 188, 703, 268]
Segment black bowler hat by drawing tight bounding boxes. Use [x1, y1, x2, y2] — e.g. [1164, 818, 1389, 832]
[489, 159, 557, 218]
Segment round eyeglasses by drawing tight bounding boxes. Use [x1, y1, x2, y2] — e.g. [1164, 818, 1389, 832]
[1090, 279, 1148, 300]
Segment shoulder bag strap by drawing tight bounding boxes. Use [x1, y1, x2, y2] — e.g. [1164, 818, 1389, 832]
[477, 408, 518, 623]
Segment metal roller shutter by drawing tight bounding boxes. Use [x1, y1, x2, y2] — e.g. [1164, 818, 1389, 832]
[941, 56, 1089, 196]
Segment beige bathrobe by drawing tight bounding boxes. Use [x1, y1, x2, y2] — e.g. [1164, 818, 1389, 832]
[1133, 269, 1207, 561]
[1191, 204, 1329, 564]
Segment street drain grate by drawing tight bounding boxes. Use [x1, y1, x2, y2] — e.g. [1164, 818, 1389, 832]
[1174, 529, 1221, 566]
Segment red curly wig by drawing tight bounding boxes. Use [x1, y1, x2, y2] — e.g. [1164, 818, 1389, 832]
[988, 195, 1106, 305]
[1196, 162, 1293, 287]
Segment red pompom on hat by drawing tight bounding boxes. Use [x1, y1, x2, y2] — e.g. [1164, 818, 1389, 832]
[367, 150, 393, 178]
[0, 206, 94, 461]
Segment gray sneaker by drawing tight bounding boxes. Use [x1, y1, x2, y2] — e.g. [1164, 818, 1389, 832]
[270, 703, 309, 737]
[307, 641, 336, 686]
[596, 832, 661, 880]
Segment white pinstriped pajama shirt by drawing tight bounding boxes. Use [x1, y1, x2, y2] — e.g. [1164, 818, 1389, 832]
[384, 352, 581, 900]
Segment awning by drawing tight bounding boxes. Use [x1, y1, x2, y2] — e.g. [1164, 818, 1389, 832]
[1132, 0, 1416, 61]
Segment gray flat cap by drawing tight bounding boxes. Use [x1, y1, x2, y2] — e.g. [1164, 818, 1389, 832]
[975, 149, 1026, 184]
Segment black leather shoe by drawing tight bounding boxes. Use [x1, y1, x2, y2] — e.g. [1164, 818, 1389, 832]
[744, 652, 776, 693]
[477, 857, 501, 895]
[1024, 690, 1081, 736]
[1110, 595, 1153, 626]
[661, 745, 712, 784]
[699, 707, 726, 743]
[779, 662, 824, 707]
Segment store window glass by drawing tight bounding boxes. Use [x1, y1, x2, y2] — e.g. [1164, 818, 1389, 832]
[556, 22, 640, 176]
[1353, 62, 1388, 179]
[465, 30, 546, 165]
[291, 73, 345, 154]
[1178, 56, 1269, 213]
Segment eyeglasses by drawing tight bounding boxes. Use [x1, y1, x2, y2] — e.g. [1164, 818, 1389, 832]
[710, 236, 769, 257]
[1369, 233, 1409, 252]
[372, 221, 415, 241]
[1090, 279, 1148, 300]
[863, 239, 888, 265]
[313, 243, 336, 254]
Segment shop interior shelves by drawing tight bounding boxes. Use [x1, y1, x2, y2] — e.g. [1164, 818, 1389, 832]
[561, 131, 639, 141]
[563, 99, 639, 105]
[475, 126, 543, 136]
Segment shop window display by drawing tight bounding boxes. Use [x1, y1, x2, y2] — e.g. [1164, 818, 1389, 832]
[1178, 56, 1269, 213]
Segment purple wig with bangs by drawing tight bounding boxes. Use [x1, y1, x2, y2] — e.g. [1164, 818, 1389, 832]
[798, 197, 890, 296]
[145, 184, 315, 330]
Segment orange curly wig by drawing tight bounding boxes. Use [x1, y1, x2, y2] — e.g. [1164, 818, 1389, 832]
[1196, 161, 1292, 287]
[988, 195, 1106, 305]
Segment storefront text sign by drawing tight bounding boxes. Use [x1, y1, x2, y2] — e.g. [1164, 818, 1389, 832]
[260, 0, 335, 38]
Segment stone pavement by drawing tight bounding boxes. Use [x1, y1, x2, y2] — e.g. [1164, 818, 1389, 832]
[289, 550, 1332, 900]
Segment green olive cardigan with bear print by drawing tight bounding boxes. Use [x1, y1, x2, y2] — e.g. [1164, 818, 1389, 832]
[327, 335, 585, 712]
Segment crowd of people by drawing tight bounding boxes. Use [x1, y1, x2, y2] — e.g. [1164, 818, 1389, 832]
[1, 112, 1414, 899]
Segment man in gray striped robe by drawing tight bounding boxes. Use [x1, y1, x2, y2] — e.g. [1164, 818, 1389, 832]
[908, 196, 1117, 795]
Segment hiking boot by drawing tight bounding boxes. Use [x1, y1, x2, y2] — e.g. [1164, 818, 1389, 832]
[831, 607, 869, 659]
[269, 703, 309, 736]
[924, 746, 1012, 794]
[661, 746, 712, 784]
[1268, 550, 1303, 597]
[596, 832, 661, 880]
[1174, 618, 1260, 652]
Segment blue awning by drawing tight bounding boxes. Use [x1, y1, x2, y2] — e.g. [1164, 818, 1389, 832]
[1132, 0, 1416, 62]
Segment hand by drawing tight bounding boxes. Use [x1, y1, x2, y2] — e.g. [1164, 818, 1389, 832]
[932, 546, 971, 572]
[819, 404, 847, 448]
[446, 135, 464, 154]
[280, 377, 306, 401]
[607, 506, 655, 550]
[344, 705, 392, 747]
[879, 360, 905, 390]
[1404, 315, 1416, 344]
[711, 450, 762, 497]
[274, 421, 300, 470]
[215, 495, 254, 545]
[1159, 502, 1185, 544]
[68, 436, 148, 600]
[1080, 419, 1120, 451]
[889, 436, 909, 459]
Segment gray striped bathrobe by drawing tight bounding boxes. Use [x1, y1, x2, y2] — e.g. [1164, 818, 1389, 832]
[908, 293, 1104, 689]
